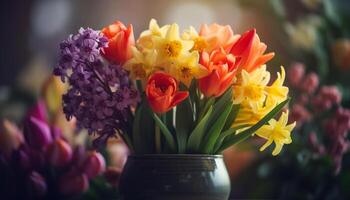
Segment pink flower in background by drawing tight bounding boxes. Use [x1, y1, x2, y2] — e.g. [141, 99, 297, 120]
[312, 86, 341, 112]
[289, 104, 311, 127]
[300, 72, 319, 94]
[287, 63, 305, 87]
[308, 132, 325, 155]
[323, 108, 350, 174]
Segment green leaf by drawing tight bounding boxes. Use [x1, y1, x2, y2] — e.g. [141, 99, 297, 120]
[149, 108, 177, 152]
[207, 88, 233, 128]
[201, 103, 233, 154]
[132, 102, 155, 154]
[176, 98, 194, 153]
[216, 98, 290, 152]
[323, 0, 341, 27]
[212, 124, 250, 153]
[223, 104, 240, 131]
[197, 97, 215, 122]
[186, 106, 213, 152]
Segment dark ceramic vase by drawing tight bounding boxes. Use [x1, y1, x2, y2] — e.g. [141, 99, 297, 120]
[119, 154, 231, 200]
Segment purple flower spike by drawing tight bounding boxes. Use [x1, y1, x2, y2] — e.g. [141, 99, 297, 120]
[53, 28, 139, 146]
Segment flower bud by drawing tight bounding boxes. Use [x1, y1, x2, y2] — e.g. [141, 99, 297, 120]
[27, 171, 47, 198]
[104, 167, 122, 187]
[287, 63, 305, 87]
[301, 72, 319, 94]
[332, 39, 350, 70]
[82, 151, 106, 179]
[0, 120, 23, 157]
[46, 139, 72, 167]
[26, 100, 48, 123]
[24, 117, 52, 150]
[59, 172, 89, 195]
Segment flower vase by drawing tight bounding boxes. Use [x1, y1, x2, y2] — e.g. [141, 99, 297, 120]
[119, 154, 231, 200]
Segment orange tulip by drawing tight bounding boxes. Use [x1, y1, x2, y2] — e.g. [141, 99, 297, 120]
[230, 29, 275, 72]
[101, 21, 135, 64]
[198, 48, 237, 97]
[146, 72, 189, 113]
[199, 23, 239, 53]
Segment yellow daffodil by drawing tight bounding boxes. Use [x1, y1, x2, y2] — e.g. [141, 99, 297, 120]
[233, 101, 274, 129]
[265, 66, 289, 106]
[232, 66, 288, 112]
[182, 26, 208, 52]
[152, 23, 194, 62]
[167, 51, 208, 87]
[232, 65, 270, 112]
[123, 47, 158, 81]
[255, 111, 296, 156]
[138, 19, 170, 49]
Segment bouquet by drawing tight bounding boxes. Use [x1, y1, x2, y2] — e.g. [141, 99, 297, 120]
[53, 19, 296, 155]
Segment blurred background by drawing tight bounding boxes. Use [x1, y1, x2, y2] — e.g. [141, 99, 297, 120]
[1, 0, 350, 199]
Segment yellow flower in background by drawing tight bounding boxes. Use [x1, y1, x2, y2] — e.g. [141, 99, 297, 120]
[168, 51, 208, 87]
[232, 65, 270, 111]
[265, 66, 289, 106]
[285, 15, 321, 51]
[123, 47, 158, 81]
[255, 111, 296, 156]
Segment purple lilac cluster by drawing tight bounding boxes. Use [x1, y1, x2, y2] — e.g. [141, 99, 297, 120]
[53, 28, 139, 146]
[287, 63, 350, 174]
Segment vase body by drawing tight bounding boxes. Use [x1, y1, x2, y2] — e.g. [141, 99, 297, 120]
[119, 154, 231, 200]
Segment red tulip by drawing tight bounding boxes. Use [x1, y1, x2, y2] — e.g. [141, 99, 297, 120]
[82, 151, 106, 179]
[230, 29, 275, 72]
[198, 48, 237, 97]
[101, 21, 135, 64]
[146, 72, 189, 113]
[46, 139, 72, 167]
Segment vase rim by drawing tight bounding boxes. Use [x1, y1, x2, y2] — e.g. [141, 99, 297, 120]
[128, 154, 223, 158]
